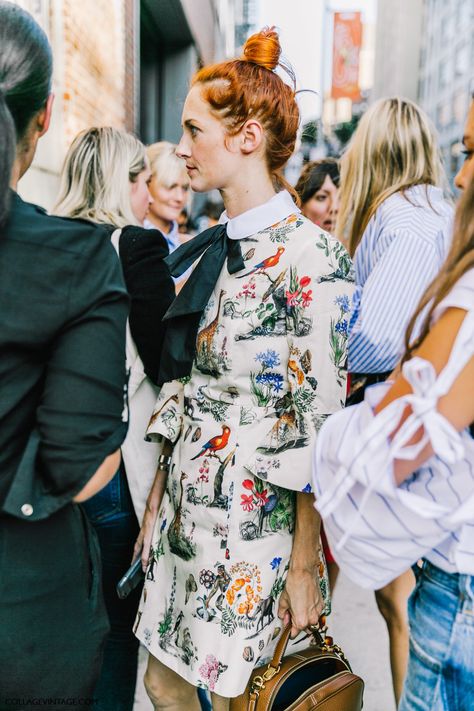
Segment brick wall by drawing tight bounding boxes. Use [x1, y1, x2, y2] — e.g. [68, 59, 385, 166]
[62, 0, 128, 146]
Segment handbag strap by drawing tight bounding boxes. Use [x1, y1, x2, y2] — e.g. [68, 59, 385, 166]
[264, 622, 352, 677]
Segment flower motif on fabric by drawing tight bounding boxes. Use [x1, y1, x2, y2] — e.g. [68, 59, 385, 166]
[286, 267, 314, 337]
[330, 295, 350, 383]
[239, 478, 294, 540]
[199, 654, 228, 691]
[251, 350, 284, 408]
[316, 232, 354, 282]
[270, 557, 282, 570]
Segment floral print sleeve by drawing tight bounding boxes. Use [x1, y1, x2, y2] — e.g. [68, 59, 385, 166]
[243, 229, 354, 492]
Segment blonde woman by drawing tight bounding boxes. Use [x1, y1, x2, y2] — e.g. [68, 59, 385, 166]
[55, 127, 175, 711]
[145, 140, 190, 252]
[336, 97, 453, 705]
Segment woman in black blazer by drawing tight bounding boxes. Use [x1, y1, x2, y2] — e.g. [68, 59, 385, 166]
[0, 3, 128, 704]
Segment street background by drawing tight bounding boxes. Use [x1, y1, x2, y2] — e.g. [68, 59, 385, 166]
[12, 0, 473, 212]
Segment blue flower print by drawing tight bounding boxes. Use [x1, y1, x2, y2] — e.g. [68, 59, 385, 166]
[301, 483, 312, 493]
[270, 557, 282, 570]
[255, 350, 281, 369]
[335, 294, 350, 314]
[255, 372, 284, 392]
[335, 320, 348, 336]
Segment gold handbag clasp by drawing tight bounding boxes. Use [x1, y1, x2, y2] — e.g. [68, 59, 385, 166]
[250, 663, 281, 693]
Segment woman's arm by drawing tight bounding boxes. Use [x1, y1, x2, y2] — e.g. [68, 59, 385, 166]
[120, 227, 175, 384]
[375, 307, 474, 485]
[73, 450, 121, 502]
[278, 492, 323, 637]
[133, 438, 173, 570]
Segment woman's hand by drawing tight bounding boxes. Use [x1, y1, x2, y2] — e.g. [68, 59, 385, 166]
[132, 466, 168, 572]
[278, 564, 323, 638]
[279, 491, 324, 637]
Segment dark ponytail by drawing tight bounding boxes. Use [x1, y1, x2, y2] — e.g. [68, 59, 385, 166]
[0, 89, 15, 226]
[0, 1, 53, 227]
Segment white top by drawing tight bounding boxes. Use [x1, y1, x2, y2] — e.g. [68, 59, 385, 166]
[218, 190, 300, 240]
[312, 268, 474, 589]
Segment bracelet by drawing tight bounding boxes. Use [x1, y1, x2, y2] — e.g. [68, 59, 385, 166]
[158, 454, 172, 472]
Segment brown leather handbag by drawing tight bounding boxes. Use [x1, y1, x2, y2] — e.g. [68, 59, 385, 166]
[230, 625, 364, 711]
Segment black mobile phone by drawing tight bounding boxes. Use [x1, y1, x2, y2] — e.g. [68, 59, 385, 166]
[116, 557, 145, 599]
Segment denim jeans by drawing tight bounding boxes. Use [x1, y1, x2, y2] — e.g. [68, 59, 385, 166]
[399, 560, 474, 711]
[82, 464, 142, 711]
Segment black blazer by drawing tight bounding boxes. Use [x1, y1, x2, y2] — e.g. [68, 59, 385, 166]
[117, 225, 176, 385]
[0, 193, 129, 520]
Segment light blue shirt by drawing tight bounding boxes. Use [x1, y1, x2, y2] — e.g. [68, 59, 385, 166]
[348, 185, 453, 374]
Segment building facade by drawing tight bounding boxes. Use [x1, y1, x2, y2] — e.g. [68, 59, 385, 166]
[371, 0, 423, 103]
[14, 0, 236, 209]
[418, 0, 473, 182]
[372, 0, 473, 184]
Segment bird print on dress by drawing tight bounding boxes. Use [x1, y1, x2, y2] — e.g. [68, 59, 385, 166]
[190, 425, 231, 460]
[236, 247, 285, 279]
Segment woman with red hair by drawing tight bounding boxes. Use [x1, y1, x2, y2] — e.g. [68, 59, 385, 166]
[134, 29, 354, 710]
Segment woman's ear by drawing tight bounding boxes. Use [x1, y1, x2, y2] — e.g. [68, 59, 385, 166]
[37, 93, 54, 137]
[240, 119, 264, 155]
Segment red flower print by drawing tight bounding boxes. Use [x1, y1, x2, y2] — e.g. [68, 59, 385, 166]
[299, 276, 311, 288]
[254, 489, 269, 507]
[240, 494, 255, 512]
[242, 479, 254, 490]
[302, 290, 313, 308]
[285, 290, 299, 307]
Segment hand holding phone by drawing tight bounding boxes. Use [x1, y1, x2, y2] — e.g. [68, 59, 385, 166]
[116, 557, 145, 599]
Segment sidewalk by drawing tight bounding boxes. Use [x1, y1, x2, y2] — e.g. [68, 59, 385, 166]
[134, 572, 397, 711]
[329, 572, 396, 711]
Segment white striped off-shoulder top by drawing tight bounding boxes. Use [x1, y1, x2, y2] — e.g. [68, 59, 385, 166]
[312, 268, 474, 590]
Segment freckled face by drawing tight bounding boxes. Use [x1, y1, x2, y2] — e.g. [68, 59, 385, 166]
[130, 163, 153, 224]
[301, 174, 339, 232]
[455, 100, 474, 191]
[176, 85, 241, 193]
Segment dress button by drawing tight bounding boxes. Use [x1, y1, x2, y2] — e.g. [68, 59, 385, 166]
[21, 503, 33, 517]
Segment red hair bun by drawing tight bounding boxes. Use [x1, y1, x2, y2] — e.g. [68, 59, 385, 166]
[241, 27, 281, 71]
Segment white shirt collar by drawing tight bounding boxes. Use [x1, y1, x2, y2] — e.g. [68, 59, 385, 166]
[218, 190, 300, 240]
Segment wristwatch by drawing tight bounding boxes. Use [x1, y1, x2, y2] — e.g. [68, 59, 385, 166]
[158, 454, 172, 472]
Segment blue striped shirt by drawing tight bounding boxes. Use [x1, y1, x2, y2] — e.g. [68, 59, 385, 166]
[348, 185, 453, 373]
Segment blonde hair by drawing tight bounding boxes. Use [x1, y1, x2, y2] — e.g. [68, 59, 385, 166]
[54, 126, 146, 227]
[336, 97, 445, 256]
[147, 141, 188, 189]
[404, 179, 474, 361]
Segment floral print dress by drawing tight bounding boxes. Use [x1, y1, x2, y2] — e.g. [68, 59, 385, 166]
[135, 192, 354, 697]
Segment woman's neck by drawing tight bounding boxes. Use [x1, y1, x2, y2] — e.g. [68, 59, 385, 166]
[221, 170, 276, 219]
[147, 213, 172, 234]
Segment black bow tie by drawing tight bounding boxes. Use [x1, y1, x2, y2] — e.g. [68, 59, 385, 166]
[158, 224, 245, 385]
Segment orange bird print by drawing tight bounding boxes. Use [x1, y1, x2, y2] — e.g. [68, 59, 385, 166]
[236, 247, 285, 279]
[190, 425, 231, 460]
